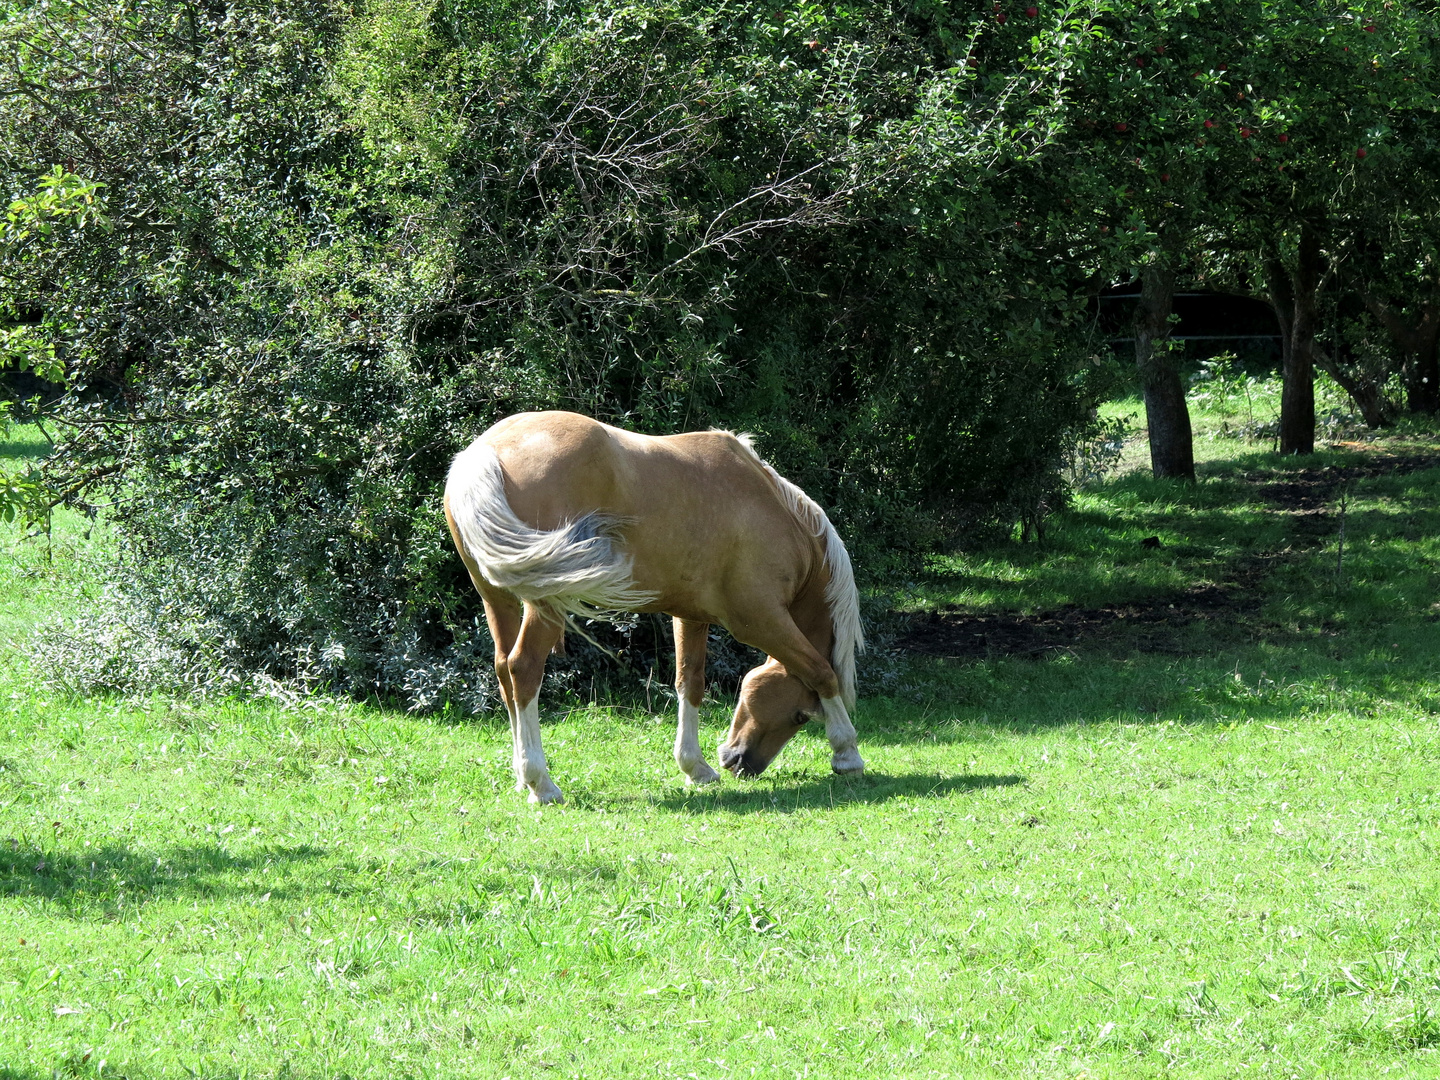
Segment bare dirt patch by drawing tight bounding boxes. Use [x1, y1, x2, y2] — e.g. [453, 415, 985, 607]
[894, 582, 1255, 661]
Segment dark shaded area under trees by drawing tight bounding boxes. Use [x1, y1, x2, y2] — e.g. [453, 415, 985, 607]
[2, 0, 1438, 709]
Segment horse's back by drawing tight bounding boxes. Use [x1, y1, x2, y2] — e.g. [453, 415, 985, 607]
[479, 411, 779, 526]
[474, 411, 817, 620]
[480, 411, 628, 531]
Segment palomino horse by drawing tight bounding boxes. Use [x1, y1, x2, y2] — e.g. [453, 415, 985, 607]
[443, 410, 865, 803]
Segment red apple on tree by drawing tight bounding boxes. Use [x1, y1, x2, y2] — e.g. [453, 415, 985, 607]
[1025, 5, 1038, 16]
[1356, 147, 1367, 158]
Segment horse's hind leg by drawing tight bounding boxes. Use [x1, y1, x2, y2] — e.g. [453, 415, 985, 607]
[507, 604, 565, 804]
[478, 591, 528, 793]
[446, 499, 532, 793]
[673, 618, 720, 786]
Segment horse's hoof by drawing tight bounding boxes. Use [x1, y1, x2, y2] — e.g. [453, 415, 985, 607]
[528, 782, 564, 805]
[685, 763, 722, 786]
[831, 749, 865, 775]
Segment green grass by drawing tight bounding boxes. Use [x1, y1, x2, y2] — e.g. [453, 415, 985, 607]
[922, 371, 1435, 616]
[911, 444, 1440, 616]
[2, 413, 1440, 1078]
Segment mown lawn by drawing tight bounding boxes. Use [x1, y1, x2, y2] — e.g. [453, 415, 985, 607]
[1, 416, 1438, 1079]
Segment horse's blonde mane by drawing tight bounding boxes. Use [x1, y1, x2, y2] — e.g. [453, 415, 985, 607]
[725, 432, 865, 707]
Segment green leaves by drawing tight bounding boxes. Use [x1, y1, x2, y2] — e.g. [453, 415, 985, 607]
[3, 167, 106, 243]
[0, 462, 43, 525]
[0, 167, 107, 387]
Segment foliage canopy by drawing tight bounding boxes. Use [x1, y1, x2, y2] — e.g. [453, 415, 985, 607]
[3, 0, 1438, 706]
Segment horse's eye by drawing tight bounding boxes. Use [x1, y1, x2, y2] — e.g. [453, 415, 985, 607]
[794, 711, 809, 726]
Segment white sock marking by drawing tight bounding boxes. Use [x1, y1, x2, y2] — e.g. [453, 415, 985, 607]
[821, 695, 864, 774]
[514, 697, 563, 804]
[674, 699, 720, 786]
[504, 697, 527, 792]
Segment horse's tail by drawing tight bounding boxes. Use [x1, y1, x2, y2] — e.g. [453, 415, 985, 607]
[730, 435, 865, 708]
[445, 441, 655, 621]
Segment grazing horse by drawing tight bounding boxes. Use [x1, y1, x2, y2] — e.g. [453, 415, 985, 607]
[442, 410, 865, 804]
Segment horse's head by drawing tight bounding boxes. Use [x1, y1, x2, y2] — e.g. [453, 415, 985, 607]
[717, 660, 818, 777]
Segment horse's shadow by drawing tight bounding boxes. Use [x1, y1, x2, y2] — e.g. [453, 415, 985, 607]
[654, 771, 1024, 814]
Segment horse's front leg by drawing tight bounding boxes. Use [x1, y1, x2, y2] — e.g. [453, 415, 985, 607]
[819, 697, 864, 775]
[507, 604, 565, 804]
[747, 612, 865, 776]
[672, 618, 721, 786]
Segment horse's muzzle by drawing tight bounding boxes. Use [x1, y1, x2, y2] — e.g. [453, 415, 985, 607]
[718, 743, 764, 777]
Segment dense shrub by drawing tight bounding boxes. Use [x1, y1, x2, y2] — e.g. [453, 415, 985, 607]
[5, 0, 1106, 708]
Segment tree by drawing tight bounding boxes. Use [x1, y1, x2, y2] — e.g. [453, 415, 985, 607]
[1177, 0, 1440, 452]
[0, 167, 105, 520]
[1030, 0, 1440, 458]
[1347, 162, 1440, 418]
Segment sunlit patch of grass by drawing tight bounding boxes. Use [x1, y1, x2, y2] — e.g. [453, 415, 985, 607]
[1100, 368, 1376, 473]
[4, 425, 1440, 1077]
[0, 420, 52, 459]
[911, 469, 1278, 613]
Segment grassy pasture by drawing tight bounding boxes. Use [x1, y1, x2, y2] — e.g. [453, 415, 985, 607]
[1, 410, 1439, 1078]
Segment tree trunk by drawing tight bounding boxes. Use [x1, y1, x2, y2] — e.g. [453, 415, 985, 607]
[1134, 261, 1194, 480]
[1409, 336, 1440, 414]
[1265, 253, 1294, 396]
[1362, 292, 1440, 415]
[1266, 227, 1322, 455]
[1315, 349, 1392, 428]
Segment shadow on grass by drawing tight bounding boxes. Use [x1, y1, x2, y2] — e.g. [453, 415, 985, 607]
[853, 601, 1440, 740]
[911, 442, 1440, 617]
[0, 840, 326, 911]
[657, 771, 1023, 814]
[871, 440, 1440, 741]
[0, 437, 49, 463]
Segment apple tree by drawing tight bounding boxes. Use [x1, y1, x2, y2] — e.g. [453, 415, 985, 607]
[1021, 0, 1440, 457]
